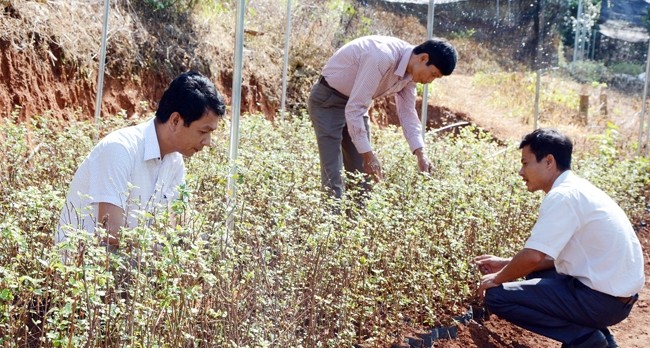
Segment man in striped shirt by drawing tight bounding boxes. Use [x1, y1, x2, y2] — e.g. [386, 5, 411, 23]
[308, 35, 457, 199]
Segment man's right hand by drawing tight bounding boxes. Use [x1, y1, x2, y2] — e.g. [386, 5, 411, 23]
[474, 254, 510, 275]
[98, 202, 126, 248]
[361, 151, 383, 182]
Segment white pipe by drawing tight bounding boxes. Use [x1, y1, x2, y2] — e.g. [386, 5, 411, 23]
[534, 69, 541, 129]
[572, 0, 583, 64]
[226, 0, 246, 233]
[641, 40, 650, 156]
[420, 0, 435, 137]
[93, 0, 110, 141]
[430, 121, 469, 134]
[279, 0, 293, 122]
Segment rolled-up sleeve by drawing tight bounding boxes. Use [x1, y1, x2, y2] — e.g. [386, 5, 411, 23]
[345, 51, 391, 154]
[395, 83, 424, 152]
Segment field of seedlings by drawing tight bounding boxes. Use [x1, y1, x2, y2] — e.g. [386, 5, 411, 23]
[1, 112, 647, 347]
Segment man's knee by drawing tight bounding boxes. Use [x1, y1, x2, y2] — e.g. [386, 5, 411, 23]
[483, 286, 508, 315]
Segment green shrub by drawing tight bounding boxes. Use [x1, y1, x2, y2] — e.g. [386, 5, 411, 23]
[608, 62, 645, 76]
[569, 60, 611, 84]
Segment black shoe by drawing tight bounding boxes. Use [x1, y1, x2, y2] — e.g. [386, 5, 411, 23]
[565, 330, 608, 348]
[600, 328, 618, 348]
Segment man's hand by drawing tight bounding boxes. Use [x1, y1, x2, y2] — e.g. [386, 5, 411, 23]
[413, 148, 432, 174]
[474, 254, 510, 275]
[98, 202, 126, 248]
[361, 151, 383, 182]
[474, 250, 547, 298]
[477, 272, 501, 299]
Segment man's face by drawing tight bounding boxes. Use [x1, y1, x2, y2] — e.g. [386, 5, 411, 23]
[518, 145, 552, 193]
[172, 110, 221, 157]
[412, 54, 443, 84]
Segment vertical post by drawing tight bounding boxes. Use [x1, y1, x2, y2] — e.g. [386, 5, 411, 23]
[572, 0, 583, 64]
[579, 93, 589, 126]
[279, 0, 293, 122]
[599, 87, 608, 117]
[420, 0, 435, 137]
[534, 69, 541, 129]
[496, 0, 499, 22]
[226, 0, 246, 234]
[533, 0, 544, 129]
[641, 40, 650, 155]
[590, 27, 597, 60]
[93, 0, 110, 141]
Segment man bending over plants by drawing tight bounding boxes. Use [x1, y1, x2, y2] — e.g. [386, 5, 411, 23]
[475, 128, 644, 348]
[55, 71, 226, 252]
[308, 35, 457, 199]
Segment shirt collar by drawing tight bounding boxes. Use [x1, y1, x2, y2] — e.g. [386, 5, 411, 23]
[395, 47, 414, 79]
[143, 118, 162, 161]
[551, 170, 572, 191]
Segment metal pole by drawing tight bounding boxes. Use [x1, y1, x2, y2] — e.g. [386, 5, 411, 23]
[279, 0, 293, 122]
[572, 0, 583, 64]
[93, 0, 110, 141]
[420, 0, 435, 137]
[226, 0, 246, 233]
[534, 69, 541, 129]
[640, 40, 650, 155]
[496, 0, 499, 22]
[590, 27, 597, 59]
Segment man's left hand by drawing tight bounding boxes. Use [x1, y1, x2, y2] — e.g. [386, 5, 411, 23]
[477, 273, 501, 299]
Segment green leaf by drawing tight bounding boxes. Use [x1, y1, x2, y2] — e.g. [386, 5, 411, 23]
[0, 289, 13, 301]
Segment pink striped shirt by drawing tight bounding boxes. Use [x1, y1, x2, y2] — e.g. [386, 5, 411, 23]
[322, 35, 424, 154]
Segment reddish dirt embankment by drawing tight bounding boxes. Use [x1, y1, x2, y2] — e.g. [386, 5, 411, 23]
[0, 35, 165, 121]
[0, 37, 284, 124]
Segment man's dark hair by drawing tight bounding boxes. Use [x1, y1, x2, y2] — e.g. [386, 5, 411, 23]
[413, 38, 458, 76]
[519, 128, 573, 171]
[156, 71, 226, 126]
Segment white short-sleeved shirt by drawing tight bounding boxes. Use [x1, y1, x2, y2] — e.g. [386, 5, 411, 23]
[524, 171, 645, 297]
[55, 118, 185, 243]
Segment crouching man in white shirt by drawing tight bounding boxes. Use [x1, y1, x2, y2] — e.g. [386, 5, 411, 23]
[475, 128, 644, 348]
[56, 71, 226, 253]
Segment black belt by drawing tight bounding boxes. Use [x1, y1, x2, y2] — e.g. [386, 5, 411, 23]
[574, 278, 638, 306]
[318, 75, 349, 100]
[616, 294, 638, 305]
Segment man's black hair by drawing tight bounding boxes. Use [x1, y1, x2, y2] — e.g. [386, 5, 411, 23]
[413, 38, 458, 76]
[519, 128, 573, 171]
[156, 71, 226, 126]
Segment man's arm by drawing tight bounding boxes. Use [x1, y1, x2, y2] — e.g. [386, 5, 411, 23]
[493, 248, 549, 283]
[97, 202, 126, 247]
[394, 83, 428, 173]
[532, 257, 555, 272]
[477, 248, 549, 297]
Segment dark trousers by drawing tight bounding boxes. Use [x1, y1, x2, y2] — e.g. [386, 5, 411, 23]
[307, 78, 370, 199]
[484, 269, 637, 344]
